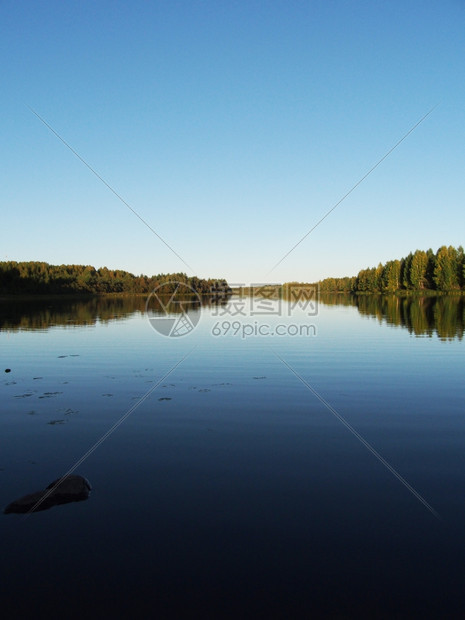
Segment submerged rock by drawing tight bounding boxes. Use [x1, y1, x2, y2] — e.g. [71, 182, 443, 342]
[3, 475, 91, 514]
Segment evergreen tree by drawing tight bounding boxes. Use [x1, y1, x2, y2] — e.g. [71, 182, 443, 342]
[457, 246, 465, 288]
[401, 253, 413, 289]
[382, 260, 401, 292]
[425, 248, 436, 289]
[410, 250, 429, 289]
[434, 246, 460, 291]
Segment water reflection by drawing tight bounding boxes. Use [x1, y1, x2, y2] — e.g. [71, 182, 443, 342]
[0, 296, 144, 330]
[1, 293, 464, 339]
[321, 293, 464, 340]
[0, 294, 230, 332]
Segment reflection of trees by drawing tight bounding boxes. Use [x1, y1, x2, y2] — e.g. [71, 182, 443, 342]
[313, 292, 354, 306]
[0, 297, 145, 331]
[320, 294, 464, 340]
[433, 297, 465, 340]
[146, 294, 202, 315]
[0, 295, 231, 331]
[3, 293, 462, 340]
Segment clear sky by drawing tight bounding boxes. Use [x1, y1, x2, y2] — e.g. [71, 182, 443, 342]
[1, 1, 464, 284]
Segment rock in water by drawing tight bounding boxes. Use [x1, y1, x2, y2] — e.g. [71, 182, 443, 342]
[3, 475, 91, 514]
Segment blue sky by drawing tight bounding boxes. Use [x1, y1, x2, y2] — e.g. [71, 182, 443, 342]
[2, 1, 464, 284]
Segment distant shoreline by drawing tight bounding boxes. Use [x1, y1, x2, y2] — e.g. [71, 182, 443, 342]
[0, 291, 231, 302]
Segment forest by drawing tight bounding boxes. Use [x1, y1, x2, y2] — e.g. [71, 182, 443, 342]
[0, 261, 229, 296]
[312, 245, 465, 293]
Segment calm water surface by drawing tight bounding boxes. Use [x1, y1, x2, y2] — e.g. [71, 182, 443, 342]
[1, 295, 464, 617]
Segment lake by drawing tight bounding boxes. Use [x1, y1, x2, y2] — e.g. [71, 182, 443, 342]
[1, 293, 464, 617]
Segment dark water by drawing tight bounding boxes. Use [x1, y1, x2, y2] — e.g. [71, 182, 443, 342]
[1, 294, 464, 617]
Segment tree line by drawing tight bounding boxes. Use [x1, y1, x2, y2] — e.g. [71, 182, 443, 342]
[0, 261, 229, 295]
[314, 246, 465, 293]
